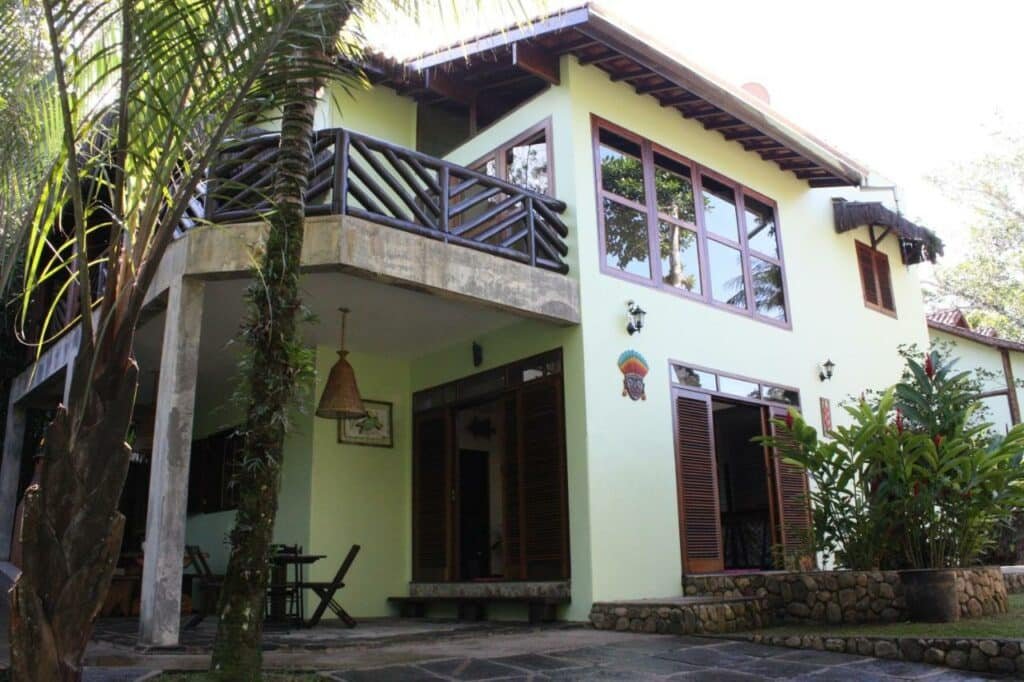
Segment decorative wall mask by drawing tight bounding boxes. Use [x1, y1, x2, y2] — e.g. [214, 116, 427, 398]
[618, 350, 649, 401]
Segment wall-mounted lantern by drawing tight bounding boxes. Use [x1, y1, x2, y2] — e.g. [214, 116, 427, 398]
[818, 358, 836, 382]
[626, 301, 646, 335]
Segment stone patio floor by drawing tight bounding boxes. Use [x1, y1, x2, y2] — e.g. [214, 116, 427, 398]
[71, 618, 1005, 680]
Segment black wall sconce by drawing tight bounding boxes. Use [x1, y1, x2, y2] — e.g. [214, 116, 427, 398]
[819, 358, 836, 382]
[626, 301, 646, 335]
[472, 342, 483, 367]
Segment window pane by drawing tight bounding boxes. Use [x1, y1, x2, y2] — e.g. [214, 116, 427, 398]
[604, 198, 651, 278]
[599, 129, 645, 203]
[658, 220, 702, 293]
[762, 385, 799, 406]
[745, 195, 778, 257]
[506, 134, 549, 195]
[654, 153, 696, 224]
[708, 240, 746, 308]
[701, 175, 739, 241]
[719, 376, 759, 399]
[673, 365, 716, 389]
[750, 257, 786, 321]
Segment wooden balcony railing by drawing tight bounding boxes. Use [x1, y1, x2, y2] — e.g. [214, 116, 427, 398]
[188, 128, 570, 274]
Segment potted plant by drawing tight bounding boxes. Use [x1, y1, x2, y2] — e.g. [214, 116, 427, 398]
[765, 350, 1024, 622]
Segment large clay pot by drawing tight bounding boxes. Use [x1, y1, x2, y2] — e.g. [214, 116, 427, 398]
[899, 568, 960, 622]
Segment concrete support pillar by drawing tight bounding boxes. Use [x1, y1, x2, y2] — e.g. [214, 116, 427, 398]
[0, 400, 27, 561]
[139, 277, 204, 646]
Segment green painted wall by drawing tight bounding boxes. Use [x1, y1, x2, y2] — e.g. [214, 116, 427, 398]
[316, 82, 416, 147]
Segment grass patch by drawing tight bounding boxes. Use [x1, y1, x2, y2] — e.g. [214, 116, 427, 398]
[759, 593, 1024, 640]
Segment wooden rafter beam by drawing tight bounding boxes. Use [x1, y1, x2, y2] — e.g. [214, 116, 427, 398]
[424, 68, 476, 106]
[513, 41, 560, 85]
[808, 177, 849, 188]
[723, 128, 767, 141]
[777, 159, 818, 171]
[659, 92, 701, 107]
[635, 81, 681, 95]
[577, 49, 619, 65]
[757, 149, 801, 161]
[610, 66, 647, 82]
[795, 168, 830, 179]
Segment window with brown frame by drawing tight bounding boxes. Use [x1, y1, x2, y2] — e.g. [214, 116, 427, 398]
[593, 118, 789, 326]
[470, 119, 553, 196]
[855, 241, 896, 315]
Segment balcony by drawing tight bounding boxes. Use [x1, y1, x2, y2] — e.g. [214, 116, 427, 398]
[183, 128, 571, 274]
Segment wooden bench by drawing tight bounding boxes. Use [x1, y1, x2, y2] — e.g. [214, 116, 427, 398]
[387, 595, 568, 624]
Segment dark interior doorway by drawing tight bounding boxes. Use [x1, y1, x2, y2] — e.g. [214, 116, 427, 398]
[457, 448, 491, 579]
[712, 400, 773, 570]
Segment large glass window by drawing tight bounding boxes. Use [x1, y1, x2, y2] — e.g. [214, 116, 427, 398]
[594, 118, 790, 326]
[471, 119, 553, 196]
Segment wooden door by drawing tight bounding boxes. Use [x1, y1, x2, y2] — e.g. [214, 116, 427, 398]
[412, 409, 452, 581]
[767, 406, 813, 562]
[501, 396, 523, 579]
[673, 389, 724, 573]
[516, 376, 570, 580]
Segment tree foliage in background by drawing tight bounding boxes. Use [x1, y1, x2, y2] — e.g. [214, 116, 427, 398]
[929, 132, 1024, 340]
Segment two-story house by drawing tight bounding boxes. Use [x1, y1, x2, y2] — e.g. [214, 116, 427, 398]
[0, 3, 944, 647]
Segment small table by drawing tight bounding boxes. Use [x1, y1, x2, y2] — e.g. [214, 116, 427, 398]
[268, 553, 326, 626]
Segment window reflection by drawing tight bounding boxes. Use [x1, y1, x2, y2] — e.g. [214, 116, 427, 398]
[718, 376, 759, 399]
[674, 365, 716, 389]
[762, 385, 799, 406]
[745, 195, 778, 257]
[604, 199, 650, 277]
[506, 135, 548, 195]
[750, 258, 786, 321]
[600, 130, 645, 203]
[654, 153, 696, 224]
[659, 221, 701, 293]
[701, 175, 739, 241]
[708, 240, 746, 308]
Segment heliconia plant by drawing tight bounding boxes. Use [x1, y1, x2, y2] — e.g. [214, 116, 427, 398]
[762, 349, 1024, 571]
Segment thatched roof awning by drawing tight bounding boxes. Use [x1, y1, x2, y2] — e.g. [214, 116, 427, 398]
[832, 198, 943, 265]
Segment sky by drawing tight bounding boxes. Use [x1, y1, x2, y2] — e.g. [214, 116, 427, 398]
[367, 0, 1024, 266]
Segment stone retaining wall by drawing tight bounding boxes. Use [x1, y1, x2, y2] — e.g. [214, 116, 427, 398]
[588, 597, 767, 635]
[683, 566, 1007, 625]
[1004, 570, 1024, 594]
[743, 633, 1024, 677]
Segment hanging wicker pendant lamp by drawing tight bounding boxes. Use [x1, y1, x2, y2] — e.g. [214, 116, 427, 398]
[316, 308, 366, 419]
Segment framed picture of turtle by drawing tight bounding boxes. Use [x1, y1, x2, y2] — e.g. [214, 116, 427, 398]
[338, 400, 394, 448]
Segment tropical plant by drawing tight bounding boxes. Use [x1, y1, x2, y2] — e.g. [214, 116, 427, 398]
[0, 1, 367, 679]
[765, 350, 1024, 571]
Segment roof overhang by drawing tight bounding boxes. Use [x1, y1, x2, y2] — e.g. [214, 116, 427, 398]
[402, 3, 867, 188]
[927, 320, 1024, 353]
[832, 198, 943, 265]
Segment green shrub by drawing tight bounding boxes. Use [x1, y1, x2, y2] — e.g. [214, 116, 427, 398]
[763, 350, 1024, 570]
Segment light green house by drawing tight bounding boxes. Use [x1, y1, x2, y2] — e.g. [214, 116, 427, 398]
[0, 4, 947, 647]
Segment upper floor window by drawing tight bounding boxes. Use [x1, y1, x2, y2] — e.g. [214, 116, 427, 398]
[856, 241, 896, 315]
[594, 118, 789, 325]
[472, 119, 552, 196]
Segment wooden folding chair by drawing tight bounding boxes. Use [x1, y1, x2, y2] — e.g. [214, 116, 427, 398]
[184, 545, 222, 630]
[300, 544, 360, 628]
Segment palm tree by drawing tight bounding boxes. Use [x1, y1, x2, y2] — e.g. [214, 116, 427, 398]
[0, 2, 361, 679]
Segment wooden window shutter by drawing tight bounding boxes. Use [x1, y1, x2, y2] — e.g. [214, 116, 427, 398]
[502, 396, 523, 579]
[874, 250, 895, 312]
[856, 242, 879, 306]
[673, 389, 723, 574]
[768, 406, 813, 560]
[413, 410, 452, 581]
[517, 376, 570, 580]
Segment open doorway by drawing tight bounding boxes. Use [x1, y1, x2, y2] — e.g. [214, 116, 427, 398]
[454, 398, 511, 580]
[712, 401, 773, 570]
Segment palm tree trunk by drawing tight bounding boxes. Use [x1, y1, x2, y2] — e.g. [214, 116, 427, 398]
[210, 87, 317, 678]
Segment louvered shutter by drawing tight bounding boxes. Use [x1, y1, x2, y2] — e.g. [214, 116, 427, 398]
[856, 242, 879, 306]
[673, 389, 723, 573]
[768, 406, 813, 558]
[413, 410, 452, 581]
[875, 250, 895, 311]
[502, 397, 523, 579]
[518, 376, 569, 580]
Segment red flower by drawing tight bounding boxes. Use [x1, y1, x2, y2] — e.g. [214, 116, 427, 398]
[784, 412, 794, 430]
[933, 434, 943, 449]
[895, 409, 904, 434]
[912, 482, 920, 497]
[924, 354, 935, 379]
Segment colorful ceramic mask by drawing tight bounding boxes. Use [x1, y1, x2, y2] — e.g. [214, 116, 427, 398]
[618, 349, 649, 401]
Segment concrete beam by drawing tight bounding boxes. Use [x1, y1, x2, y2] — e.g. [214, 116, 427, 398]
[183, 215, 581, 325]
[0, 401, 27, 561]
[138, 277, 205, 647]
